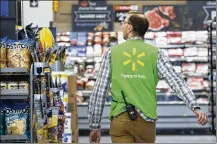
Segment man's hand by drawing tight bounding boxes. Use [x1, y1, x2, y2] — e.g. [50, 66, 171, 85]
[89, 130, 101, 143]
[194, 109, 208, 126]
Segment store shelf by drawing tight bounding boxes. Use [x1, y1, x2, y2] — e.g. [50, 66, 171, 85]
[183, 73, 208, 78]
[0, 68, 29, 75]
[0, 89, 29, 96]
[185, 44, 208, 48]
[0, 89, 29, 99]
[169, 57, 208, 62]
[0, 135, 27, 141]
[157, 45, 185, 48]
[0, 96, 29, 100]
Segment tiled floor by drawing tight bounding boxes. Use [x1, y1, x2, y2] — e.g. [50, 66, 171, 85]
[79, 135, 216, 143]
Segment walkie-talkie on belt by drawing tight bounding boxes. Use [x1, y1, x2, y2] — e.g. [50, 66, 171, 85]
[121, 91, 137, 120]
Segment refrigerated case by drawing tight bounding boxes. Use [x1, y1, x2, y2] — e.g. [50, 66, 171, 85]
[58, 30, 211, 132]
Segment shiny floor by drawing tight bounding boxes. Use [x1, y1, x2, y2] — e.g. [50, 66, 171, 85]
[79, 135, 216, 143]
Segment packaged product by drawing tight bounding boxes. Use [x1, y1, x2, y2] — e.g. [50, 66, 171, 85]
[19, 81, 29, 91]
[4, 102, 29, 139]
[0, 81, 7, 90]
[0, 106, 4, 135]
[34, 94, 47, 119]
[0, 37, 7, 68]
[7, 81, 19, 90]
[6, 39, 34, 70]
[47, 107, 59, 128]
[182, 63, 196, 72]
[69, 32, 77, 46]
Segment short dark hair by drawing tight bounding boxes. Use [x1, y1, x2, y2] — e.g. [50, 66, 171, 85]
[128, 14, 149, 37]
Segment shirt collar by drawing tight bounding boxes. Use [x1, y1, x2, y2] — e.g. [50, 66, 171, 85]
[127, 37, 143, 40]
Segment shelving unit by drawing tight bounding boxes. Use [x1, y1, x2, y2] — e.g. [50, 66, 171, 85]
[208, 21, 216, 135]
[0, 68, 30, 143]
[0, 135, 27, 143]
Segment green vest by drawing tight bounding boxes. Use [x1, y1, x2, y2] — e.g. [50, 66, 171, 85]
[110, 39, 159, 119]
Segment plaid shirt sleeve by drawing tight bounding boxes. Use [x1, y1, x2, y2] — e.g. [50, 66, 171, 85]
[157, 50, 200, 111]
[88, 49, 111, 130]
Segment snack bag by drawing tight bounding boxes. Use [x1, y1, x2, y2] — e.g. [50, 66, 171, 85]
[4, 102, 30, 140]
[47, 107, 59, 128]
[0, 37, 7, 68]
[6, 39, 34, 70]
[39, 27, 54, 50]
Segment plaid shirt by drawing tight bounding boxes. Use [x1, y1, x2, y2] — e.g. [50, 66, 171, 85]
[88, 39, 200, 130]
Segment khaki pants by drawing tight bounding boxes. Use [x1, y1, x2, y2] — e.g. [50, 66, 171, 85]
[110, 112, 156, 143]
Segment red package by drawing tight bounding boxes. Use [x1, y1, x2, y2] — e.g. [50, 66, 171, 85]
[166, 31, 182, 37]
[187, 78, 204, 90]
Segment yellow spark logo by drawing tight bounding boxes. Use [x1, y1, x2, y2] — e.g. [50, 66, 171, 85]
[123, 48, 145, 71]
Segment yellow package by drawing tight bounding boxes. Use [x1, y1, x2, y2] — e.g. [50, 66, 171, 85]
[39, 27, 54, 50]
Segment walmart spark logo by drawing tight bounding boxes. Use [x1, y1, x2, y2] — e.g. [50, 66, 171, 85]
[123, 48, 145, 71]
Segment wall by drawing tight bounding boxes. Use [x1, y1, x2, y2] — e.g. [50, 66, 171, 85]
[23, 1, 53, 27]
[54, 0, 186, 32]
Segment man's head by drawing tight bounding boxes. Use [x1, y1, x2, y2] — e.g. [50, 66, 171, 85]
[121, 12, 149, 40]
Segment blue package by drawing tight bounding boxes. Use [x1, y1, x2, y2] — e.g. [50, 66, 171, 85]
[4, 101, 30, 140]
[0, 104, 4, 135]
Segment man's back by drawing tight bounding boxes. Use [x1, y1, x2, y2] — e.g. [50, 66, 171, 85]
[110, 39, 159, 119]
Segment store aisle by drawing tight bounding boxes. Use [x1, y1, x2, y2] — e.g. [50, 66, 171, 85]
[79, 135, 216, 143]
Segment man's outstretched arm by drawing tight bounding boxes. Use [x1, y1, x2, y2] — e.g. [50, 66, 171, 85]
[157, 50, 208, 125]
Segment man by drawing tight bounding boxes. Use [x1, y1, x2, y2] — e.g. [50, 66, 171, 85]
[88, 12, 208, 143]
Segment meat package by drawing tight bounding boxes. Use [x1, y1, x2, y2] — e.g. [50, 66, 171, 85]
[69, 32, 77, 45]
[181, 31, 196, 43]
[173, 66, 182, 73]
[77, 33, 87, 46]
[93, 44, 102, 57]
[195, 31, 208, 44]
[154, 32, 167, 37]
[144, 32, 154, 39]
[156, 80, 169, 90]
[182, 63, 196, 72]
[187, 78, 204, 90]
[184, 47, 198, 56]
[198, 48, 208, 57]
[167, 49, 183, 57]
[196, 64, 208, 74]
[166, 32, 181, 44]
[155, 36, 167, 45]
[86, 46, 94, 57]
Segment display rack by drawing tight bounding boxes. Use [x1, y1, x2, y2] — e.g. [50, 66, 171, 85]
[30, 62, 51, 143]
[208, 21, 216, 135]
[0, 68, 30, 143]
